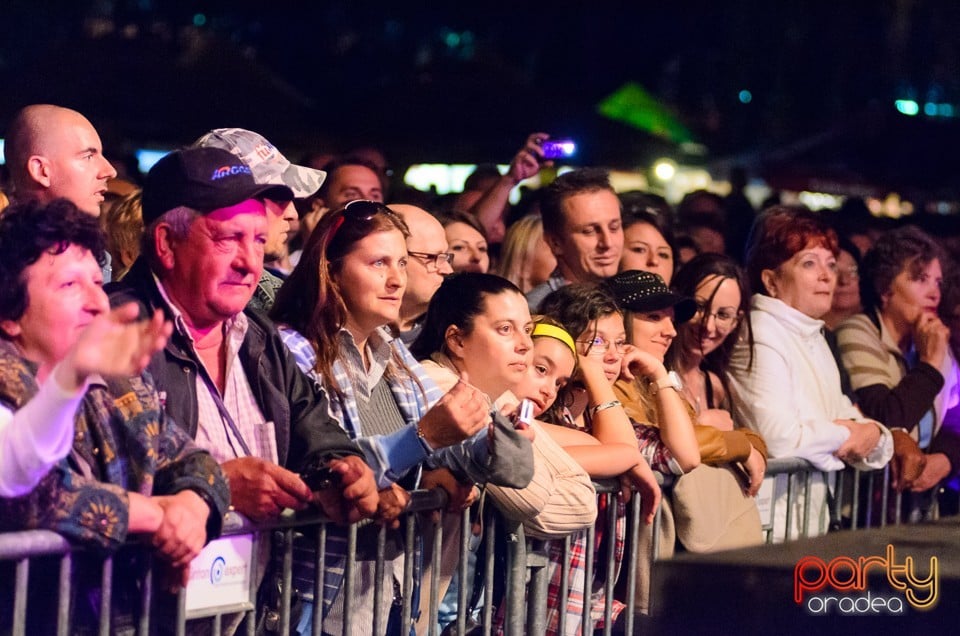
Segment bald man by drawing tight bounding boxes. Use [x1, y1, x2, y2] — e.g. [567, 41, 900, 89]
[389, 204, 454, 345]
[4, 104, 117, 216]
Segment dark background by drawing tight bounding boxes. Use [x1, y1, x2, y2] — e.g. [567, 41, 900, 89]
[3, 1, 960, 195]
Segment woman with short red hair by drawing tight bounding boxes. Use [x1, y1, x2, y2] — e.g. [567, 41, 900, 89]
[727, 206, 893, 540]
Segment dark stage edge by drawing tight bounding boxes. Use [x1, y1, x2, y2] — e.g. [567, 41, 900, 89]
[648, 516, 960, 635]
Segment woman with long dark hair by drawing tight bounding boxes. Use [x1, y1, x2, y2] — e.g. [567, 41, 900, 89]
[271, 201, 520, 635]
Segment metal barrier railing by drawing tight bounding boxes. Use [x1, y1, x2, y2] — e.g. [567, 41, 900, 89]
[1, 460, 953, 636]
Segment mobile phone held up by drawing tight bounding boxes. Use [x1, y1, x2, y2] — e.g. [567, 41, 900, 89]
[540, 139, 577, 161]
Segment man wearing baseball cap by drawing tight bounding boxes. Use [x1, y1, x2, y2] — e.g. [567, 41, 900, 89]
[193, 128, 327, 310]
[108, 146, 377, 532]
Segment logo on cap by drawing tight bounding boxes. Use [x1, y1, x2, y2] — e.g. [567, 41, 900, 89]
[211, 165, 252, 180]
[254, 143, 277, 161]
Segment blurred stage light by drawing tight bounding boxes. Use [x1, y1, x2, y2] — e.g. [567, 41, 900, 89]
[895, 99, 919, 116]
[653, 159, 676, 181]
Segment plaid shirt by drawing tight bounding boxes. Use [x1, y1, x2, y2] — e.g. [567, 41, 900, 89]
[279, 326, 444, 487]
[500, 408, 674, 635]
[544, 501, 626, 636]
[279, 325, 443, 609]
[154, 276, 277, 464]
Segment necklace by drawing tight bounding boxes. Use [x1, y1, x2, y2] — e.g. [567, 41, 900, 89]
[679, 367, 706, 415]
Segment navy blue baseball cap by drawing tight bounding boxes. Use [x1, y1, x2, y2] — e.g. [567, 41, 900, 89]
[142, 146, 294, 224]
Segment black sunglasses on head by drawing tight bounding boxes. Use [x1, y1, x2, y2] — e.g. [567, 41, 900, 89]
[328, 199, 396, 242]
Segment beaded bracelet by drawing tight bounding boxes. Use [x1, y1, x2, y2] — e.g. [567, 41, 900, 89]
[591, 399, 622, 416]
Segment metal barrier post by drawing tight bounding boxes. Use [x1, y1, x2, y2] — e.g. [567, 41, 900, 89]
[245, 525, 259, 636]
[601, 492, 617, 636]
[525, 539, 549, 635]
[340, 524, 357, 635]
[880, 464, 890, 527]
[581, 516, 596, 630]
[137, 554, 151, 636]
[99, 556, 112, 636]
[801, 471, 813, 537]
[175, 583, 187, 636]
[880, 463, 900, 528]
[557, 534, 571, 636]
[504, 521, 527, 634]
[428, 514, 444, 636]
[401, 513, 416, 634]
[12, 558, 28, 636]
[623, 491, 641, 636]
[310, 523, 326, 635]
[481, 507, 495, 636]
[832, 469, 845, 530]
[455, 508, 471, 636]
[373, 524, 387, 635]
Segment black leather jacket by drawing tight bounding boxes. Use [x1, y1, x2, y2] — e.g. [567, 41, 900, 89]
[107, 258, 364, 471]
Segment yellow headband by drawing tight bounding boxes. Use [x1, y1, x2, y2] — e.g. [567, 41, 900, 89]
[531, 322, 578, 361]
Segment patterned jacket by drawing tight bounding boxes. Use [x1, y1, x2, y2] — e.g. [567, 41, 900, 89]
[0, 340, 230, 551]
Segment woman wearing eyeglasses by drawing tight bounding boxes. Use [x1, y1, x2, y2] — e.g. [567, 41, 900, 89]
[665, 254, 768, 495]
[516, 300, 673, 634]
[821, 235, 863, 330]
[668, 255, 744, 421]
[270, 201, 532, 636]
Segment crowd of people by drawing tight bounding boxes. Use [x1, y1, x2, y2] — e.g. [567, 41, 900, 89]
[1, 104, 959, 635]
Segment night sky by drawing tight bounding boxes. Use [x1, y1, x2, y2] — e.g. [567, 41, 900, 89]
[2, 1, 959, 174]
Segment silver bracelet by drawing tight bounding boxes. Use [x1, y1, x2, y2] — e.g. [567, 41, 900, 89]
[591, 399, 622, 416]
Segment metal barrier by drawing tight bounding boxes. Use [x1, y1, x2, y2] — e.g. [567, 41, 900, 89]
[1, 462, 954, 636]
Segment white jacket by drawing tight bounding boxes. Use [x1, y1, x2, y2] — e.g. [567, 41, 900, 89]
[727, 294, 893, 540]
[728, 294, 892, 471]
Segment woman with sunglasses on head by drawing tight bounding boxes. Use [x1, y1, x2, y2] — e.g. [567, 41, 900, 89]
[271, 201, 531, 636]
[665, 254, 768, 495]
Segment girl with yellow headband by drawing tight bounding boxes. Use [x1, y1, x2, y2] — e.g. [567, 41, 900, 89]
[510, 313, 678, 635]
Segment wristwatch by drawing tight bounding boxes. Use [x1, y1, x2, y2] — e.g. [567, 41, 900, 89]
[649, 370, 683, 396]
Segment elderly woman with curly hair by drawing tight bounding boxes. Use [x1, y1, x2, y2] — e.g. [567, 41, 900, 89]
[835, 226, 960, 515]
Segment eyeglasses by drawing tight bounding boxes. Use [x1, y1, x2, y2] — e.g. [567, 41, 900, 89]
[837, 265, 859, 281]
[408, 250, 454, 271]
[576, 336, 628, 357]
[328, 199, 397, 243]
[692, 303, 741, 330]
